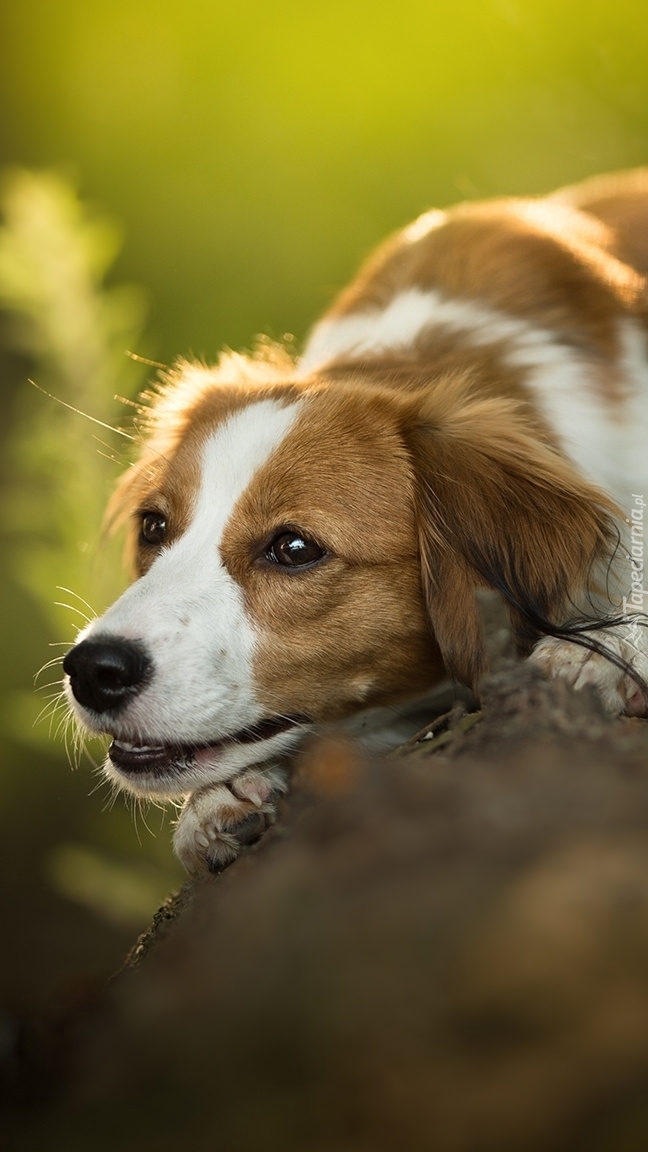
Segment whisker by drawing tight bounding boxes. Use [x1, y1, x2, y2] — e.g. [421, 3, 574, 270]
[150, 796, 168, 821]
[53, 602, 93, 624]
[129, 795, 144, 845]
[52, 704, 73, 737]
[55, 587, 98, 618]
[39, 706, 63, 734]
[36, 696, 67, 715]
[31, 377, 177, 480]
[85, 744, 104, 770]
[89, 774, 107, 798]
[29, 379, 141, 444]
[136, 797, 155, 839]
[74, 726, 93, 770]
[87, 762, 116, 804]
[95, 448, 127, 467]
[56, 714, 74, 761]
[91, 434, 131, 468]
[64, 712, 89, 771]
[91, 432, 129, 457]
[99, 777, 122, 813]
[102, 791, 118, 814]
[47, 708, 69, 738]
[34, 656, 65, 681]
[34, 696, 67, 728]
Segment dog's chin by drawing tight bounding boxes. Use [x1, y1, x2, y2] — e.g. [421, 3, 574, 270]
[100, 714, 311, 798]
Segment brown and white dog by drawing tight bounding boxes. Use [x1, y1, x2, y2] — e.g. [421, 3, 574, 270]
[63, 169, 648, 873]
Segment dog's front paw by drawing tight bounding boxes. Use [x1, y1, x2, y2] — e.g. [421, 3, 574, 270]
[173, 766, 289, 875]
[530, 625, 648, 717]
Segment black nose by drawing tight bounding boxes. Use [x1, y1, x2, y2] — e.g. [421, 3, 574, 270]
[63, 637, 152, 714]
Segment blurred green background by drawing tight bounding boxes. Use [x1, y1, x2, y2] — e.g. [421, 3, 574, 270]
[0, 0, 647, 1012]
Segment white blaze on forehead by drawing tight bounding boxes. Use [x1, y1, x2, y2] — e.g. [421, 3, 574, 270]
[192, 398, 303, 543]
[82, 398, 303, 754]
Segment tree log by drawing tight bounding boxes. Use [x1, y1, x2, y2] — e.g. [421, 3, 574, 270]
[4, 596, 648, 1151]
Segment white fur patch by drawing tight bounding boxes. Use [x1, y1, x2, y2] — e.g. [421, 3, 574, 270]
[530, 623, 648, 717]
[299, 285, 578, 377]
[299, 288, 451, 375]
[69, 398, 303, 793]
[300, 289, 648, 511]
[514, 317, 648, 622]
[509, 317, 648, 511]
[401, 208, 447, 244]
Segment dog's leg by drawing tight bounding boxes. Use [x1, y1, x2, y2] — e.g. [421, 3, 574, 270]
[173, 765, 289, 875]
[529, 621, 648, 716]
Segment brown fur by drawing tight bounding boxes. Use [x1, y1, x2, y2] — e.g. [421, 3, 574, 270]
[222, 386, 444, 718]
[404, 382, 619, 685]
[108, 172, 647, 706]
[327, 191, 648, 404]
[555, 167, 648, 279]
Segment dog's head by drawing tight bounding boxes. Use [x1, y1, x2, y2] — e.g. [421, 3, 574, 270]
[63, 349, 618, 797]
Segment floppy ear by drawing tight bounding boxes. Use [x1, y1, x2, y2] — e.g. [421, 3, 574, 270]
[407, 385, 620, 688]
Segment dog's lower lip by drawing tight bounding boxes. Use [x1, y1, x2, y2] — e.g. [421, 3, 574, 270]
[108, 714, 310, 775]
[109, 742, 178, 772]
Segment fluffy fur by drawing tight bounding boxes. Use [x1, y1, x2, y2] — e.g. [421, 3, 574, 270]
[63, 170, 648, 873]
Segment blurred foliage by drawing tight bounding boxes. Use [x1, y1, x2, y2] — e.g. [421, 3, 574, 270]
[0, 169, 146, 622]
[46, 842, 178, 929]
[1, 0, 648, 363]
[0, 0, 646, 1005]
[0, 172, 181, 1005]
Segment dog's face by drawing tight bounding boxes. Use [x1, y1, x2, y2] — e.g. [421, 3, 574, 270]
[64, 373, 443, 797]
[64, 355, 619, 799]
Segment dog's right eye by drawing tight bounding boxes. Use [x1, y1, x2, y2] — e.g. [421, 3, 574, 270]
[266, 530, 326, 568]
[139, 512, 167, 546]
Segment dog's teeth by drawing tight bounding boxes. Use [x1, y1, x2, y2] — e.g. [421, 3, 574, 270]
[114, 740, 165, 752]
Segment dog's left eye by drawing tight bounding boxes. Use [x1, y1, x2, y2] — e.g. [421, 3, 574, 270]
[139, 512, 167, 546]
[266, 531, 325, 568]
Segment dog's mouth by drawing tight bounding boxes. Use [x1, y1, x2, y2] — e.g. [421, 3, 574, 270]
[108, 714, 310, 776]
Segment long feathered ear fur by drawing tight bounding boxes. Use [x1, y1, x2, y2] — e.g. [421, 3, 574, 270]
[406, 382, 621, 688]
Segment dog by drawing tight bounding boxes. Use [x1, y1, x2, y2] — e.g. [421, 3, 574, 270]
[63, 169, 648, 874]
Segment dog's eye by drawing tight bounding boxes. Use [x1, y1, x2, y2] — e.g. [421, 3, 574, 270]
[139, 512, 167, 546]
[266, 531, 325, 568]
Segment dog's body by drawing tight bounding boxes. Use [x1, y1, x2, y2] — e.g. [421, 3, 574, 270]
[63, 170, 648, 873]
